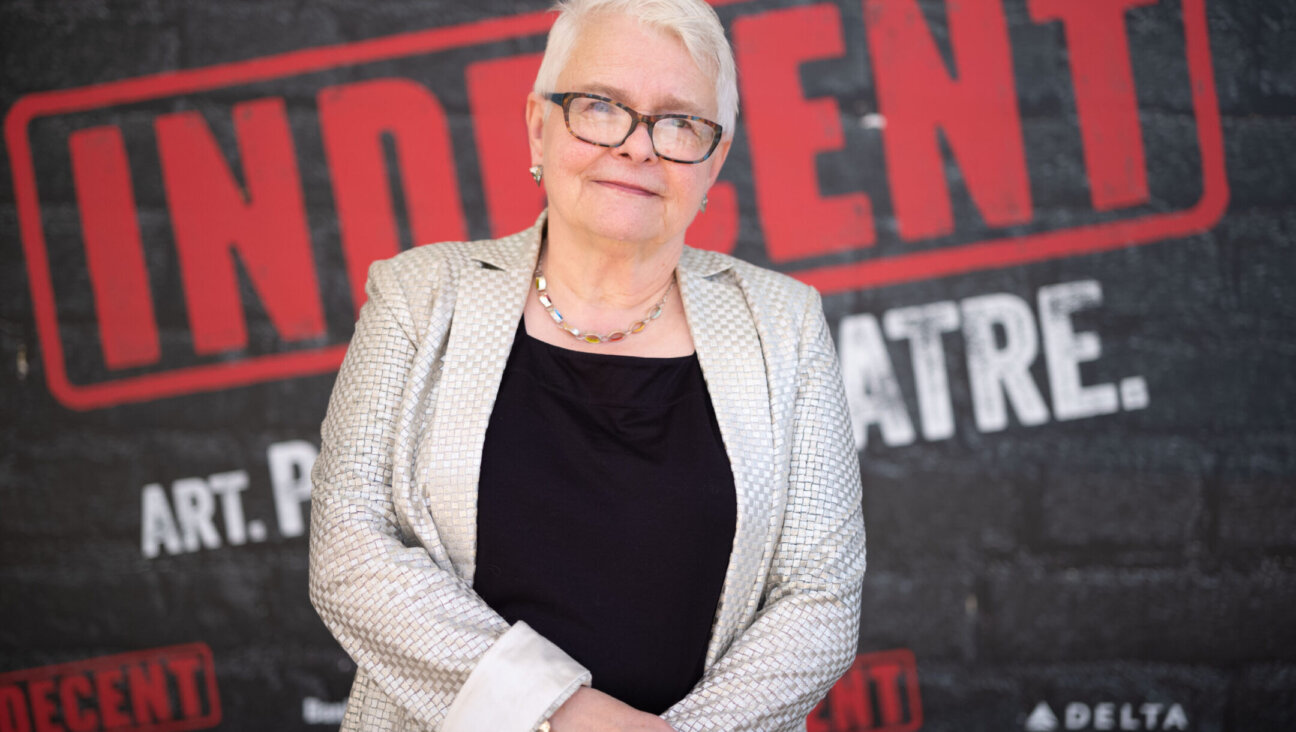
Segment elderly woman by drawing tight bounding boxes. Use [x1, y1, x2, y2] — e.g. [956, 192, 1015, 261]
[308, 0, 865, 730]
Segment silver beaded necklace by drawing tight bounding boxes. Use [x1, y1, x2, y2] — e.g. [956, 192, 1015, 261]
[533, 261, 676, 345]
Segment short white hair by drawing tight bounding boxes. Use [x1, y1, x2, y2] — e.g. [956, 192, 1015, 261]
[532, 0, 739, 138]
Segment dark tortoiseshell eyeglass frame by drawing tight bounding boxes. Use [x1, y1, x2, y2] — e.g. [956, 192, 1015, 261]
[546, 92, 724, 164]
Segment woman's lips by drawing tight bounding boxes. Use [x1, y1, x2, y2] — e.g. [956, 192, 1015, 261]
[597, 179, 657, 196]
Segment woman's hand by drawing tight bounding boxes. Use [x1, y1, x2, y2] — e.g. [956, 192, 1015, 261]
[548, 687, 677, 732]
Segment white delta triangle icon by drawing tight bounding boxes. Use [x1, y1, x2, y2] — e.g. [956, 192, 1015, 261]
[1026, 702, 1060, 732]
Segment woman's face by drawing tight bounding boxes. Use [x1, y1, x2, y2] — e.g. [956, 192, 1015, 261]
[527, 12, 731, 250]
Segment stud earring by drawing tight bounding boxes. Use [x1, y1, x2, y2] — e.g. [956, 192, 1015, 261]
[529, 165, 543, 185]
[700, 194, 708, 213]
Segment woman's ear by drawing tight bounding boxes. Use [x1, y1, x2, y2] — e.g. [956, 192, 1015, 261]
[525, 92, 546, 166]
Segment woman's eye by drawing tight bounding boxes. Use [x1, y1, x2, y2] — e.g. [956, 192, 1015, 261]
[665, 118, 700, 135]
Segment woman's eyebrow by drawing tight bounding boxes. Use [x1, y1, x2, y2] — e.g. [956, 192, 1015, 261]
[577, 82, 706, 117]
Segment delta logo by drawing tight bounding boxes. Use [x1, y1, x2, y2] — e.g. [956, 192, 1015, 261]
[1025, 700, 1189, 731]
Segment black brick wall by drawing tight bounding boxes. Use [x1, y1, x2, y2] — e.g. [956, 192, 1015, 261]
[3, 0, 1294, 729]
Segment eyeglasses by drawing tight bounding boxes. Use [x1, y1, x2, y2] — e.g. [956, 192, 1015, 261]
[546, 92, 724, 164]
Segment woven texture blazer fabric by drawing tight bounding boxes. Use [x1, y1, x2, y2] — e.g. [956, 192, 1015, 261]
[309, 212, 866, 732]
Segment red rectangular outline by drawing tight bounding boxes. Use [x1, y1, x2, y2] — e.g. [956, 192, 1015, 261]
[0, 642, 221, 732]
[5, 0, 1225, 410]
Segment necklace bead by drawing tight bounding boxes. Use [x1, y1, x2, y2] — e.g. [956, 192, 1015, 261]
[534, 263, 675, 344]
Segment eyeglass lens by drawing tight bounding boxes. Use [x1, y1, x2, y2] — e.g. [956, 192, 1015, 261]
[566, 96, 717, 162]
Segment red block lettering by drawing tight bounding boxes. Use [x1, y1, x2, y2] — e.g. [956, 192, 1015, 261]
[57, 675, 95, 732]
[807, 649, 922, 732]
[735, 3, 875, 262]
[828, 667, 876, 728]
[870, 662, 905, 726]
[25, 680, 55, 732]
[466, 54, 547, 238]
[93, 669, 130, 728]
[1030, 0, 1155, 210]
[866, 0, 1032, 240]
[165, 656, 203, 719]
[156, 97, 324, 354]
[0, 644, 220, 731]
[69, 125, 160, 370]
[805, 705, 831, 732]
[0, 686, 30, 732]
[318, 79, 467, 313]
[128, 662, 172, 724]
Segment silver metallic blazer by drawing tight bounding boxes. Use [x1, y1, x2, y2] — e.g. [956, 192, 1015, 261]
[309, 212, 866, 732]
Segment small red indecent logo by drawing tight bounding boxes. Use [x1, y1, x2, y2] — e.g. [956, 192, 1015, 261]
[0, 643, 220, 732]
[807, 649, 923, 732]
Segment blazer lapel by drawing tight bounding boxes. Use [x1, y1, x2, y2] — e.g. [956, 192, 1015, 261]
[416, 223, 780, 631]
[678, 248, 778, 668]
[419, 221, 541, 581]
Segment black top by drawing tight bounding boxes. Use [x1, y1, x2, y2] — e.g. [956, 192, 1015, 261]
[474, 320, 737, 714]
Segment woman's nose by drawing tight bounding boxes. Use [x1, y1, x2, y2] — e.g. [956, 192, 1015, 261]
[616, 121, 658, 162]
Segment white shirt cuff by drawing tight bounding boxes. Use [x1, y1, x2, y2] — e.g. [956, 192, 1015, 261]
[442, 620, 591, 732]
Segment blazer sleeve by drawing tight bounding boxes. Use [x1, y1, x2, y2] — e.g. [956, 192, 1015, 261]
[662, 290, 866, 732]
[309, 258, 590, 732]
